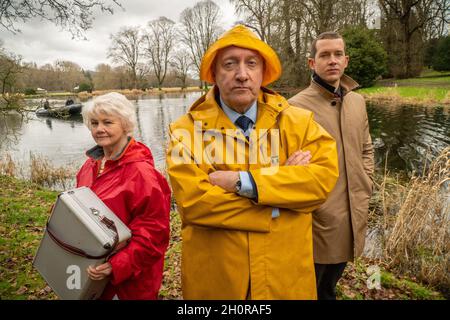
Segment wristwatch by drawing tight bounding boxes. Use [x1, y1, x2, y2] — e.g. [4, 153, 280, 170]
[235, 177, 242, 193]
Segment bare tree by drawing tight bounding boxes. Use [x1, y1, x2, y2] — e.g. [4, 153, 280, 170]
[230, 0, 278, 43]
[0, 49, 24, 114]
[179, 0, 223, 89]
[53, 60, 84, 91]
[420, 0, 450, 40]
[143, 16, 176, 90]
[229, 0, 378, 87]
[108, 26, 143, 89]
[136, 62, 151, 89]
[93, 63, 115, 90]
[0, 0, 122, 39]
[171, 49, 193, 89]
[379, 0, 449, 77]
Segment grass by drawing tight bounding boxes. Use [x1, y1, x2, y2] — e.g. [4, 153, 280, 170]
[357, 86, 450, 106]
[0, 174, 183, 300]
[0, 175, 59, 300]
[395, 76, 450, 84]
[337, 259, 445, 300]
[416, 69, 450, 78]
[357, 69, 450, 106]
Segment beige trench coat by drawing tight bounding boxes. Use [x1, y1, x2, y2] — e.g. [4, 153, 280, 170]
[289, 75, 374, 264]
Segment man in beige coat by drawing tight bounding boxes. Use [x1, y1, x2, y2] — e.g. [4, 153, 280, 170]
[289, 32, 375, 300]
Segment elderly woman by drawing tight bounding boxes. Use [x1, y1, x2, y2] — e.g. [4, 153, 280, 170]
[77, 92, 171, 300]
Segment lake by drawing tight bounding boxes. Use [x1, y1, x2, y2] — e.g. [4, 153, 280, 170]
[1, 93, 449, 180]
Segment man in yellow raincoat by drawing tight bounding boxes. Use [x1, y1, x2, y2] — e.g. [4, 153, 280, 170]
[166, 25, 339, 300]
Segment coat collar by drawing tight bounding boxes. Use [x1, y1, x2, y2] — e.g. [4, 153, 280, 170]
[86, 136, 134, 161]
[310, 74, 359, 100]
[188, 86, 289, 134]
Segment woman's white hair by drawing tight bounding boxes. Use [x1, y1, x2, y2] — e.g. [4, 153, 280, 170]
[82, 92, 137, 135]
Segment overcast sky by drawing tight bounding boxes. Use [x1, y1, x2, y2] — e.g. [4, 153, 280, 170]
[0, 0, 237, 71]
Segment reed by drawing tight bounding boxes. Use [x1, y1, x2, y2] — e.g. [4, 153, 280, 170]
[375, 147, 450, 291]
[29, 153, 76, 190]
[0, 154, 16, 176]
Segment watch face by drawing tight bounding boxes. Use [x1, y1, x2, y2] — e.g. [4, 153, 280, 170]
[236, 179, 242, 192]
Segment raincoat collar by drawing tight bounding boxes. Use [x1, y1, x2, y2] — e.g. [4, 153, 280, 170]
[189, 86, 289, 133]
[86, 136, 133, 161]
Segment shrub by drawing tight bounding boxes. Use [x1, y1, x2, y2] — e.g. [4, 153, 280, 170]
[24, 88, 36, 95]
[342, 27, 387, 88]
[77, 82, 93, 93]
[431, 36, 450, 72]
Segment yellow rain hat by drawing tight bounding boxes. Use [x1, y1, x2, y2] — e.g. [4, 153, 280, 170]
[200, 25, 282, 87]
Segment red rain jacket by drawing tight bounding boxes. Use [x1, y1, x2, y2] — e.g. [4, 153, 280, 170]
[76, 138, 171, 300]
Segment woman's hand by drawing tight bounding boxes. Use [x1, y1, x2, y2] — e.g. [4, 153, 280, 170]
[87, 262, 112, 281]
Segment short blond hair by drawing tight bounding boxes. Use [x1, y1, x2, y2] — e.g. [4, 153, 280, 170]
[82, 92, 137, 135]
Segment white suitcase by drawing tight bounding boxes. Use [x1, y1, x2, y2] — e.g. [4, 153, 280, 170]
[33, 186, 131, 300]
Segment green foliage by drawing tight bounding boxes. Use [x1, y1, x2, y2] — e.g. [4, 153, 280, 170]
[342, 27, 387, 88]
[24, 88, 36, 95]
[423, 39, 439, 68]
[77, 82, 92, 93]
[432, 36, 450, 71]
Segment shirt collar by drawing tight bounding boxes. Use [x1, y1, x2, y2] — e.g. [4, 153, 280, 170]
[219, 95, 257, 124]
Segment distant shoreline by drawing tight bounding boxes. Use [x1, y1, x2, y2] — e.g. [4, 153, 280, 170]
[23, 87, 206, 100]
[20, 84, 450, 107]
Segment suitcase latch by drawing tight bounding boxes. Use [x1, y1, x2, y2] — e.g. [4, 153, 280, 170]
[90, 207, 100, 216]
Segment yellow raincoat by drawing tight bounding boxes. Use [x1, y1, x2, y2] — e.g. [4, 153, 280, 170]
[166, 87, 339, 299]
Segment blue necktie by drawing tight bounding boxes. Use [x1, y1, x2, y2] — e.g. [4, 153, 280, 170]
[235, 115, 252, 133]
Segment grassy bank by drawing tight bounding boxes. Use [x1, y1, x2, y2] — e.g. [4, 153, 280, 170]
[0, 172, 446, 300]
[0, 175, 58, 299]
[357, 72, 450, 106]
[358, 86, 450, 106]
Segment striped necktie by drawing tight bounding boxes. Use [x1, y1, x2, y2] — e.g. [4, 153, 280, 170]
[235, 115, 252, 133]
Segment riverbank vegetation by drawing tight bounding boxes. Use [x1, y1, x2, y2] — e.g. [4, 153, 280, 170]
[357, 70, 450, 106]
[1, 148, 448, 300]
[358, 86, 450, 106]
[370, 147, 449, 296]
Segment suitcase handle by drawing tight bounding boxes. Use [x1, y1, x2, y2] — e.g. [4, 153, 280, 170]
[46, 216, 119, 260]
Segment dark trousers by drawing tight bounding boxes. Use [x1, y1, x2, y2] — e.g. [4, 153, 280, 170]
[314, 262, 347, 300]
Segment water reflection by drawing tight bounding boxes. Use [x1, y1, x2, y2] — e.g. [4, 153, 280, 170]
[367, 104, 450, 173]
[1, 94, 449, 175]
[0, 93, 199, 172]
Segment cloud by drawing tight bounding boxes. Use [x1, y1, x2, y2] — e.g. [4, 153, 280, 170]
[0, 0, 237, 70]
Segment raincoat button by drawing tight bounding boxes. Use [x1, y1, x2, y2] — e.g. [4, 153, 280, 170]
[331, 101, 337, 106]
